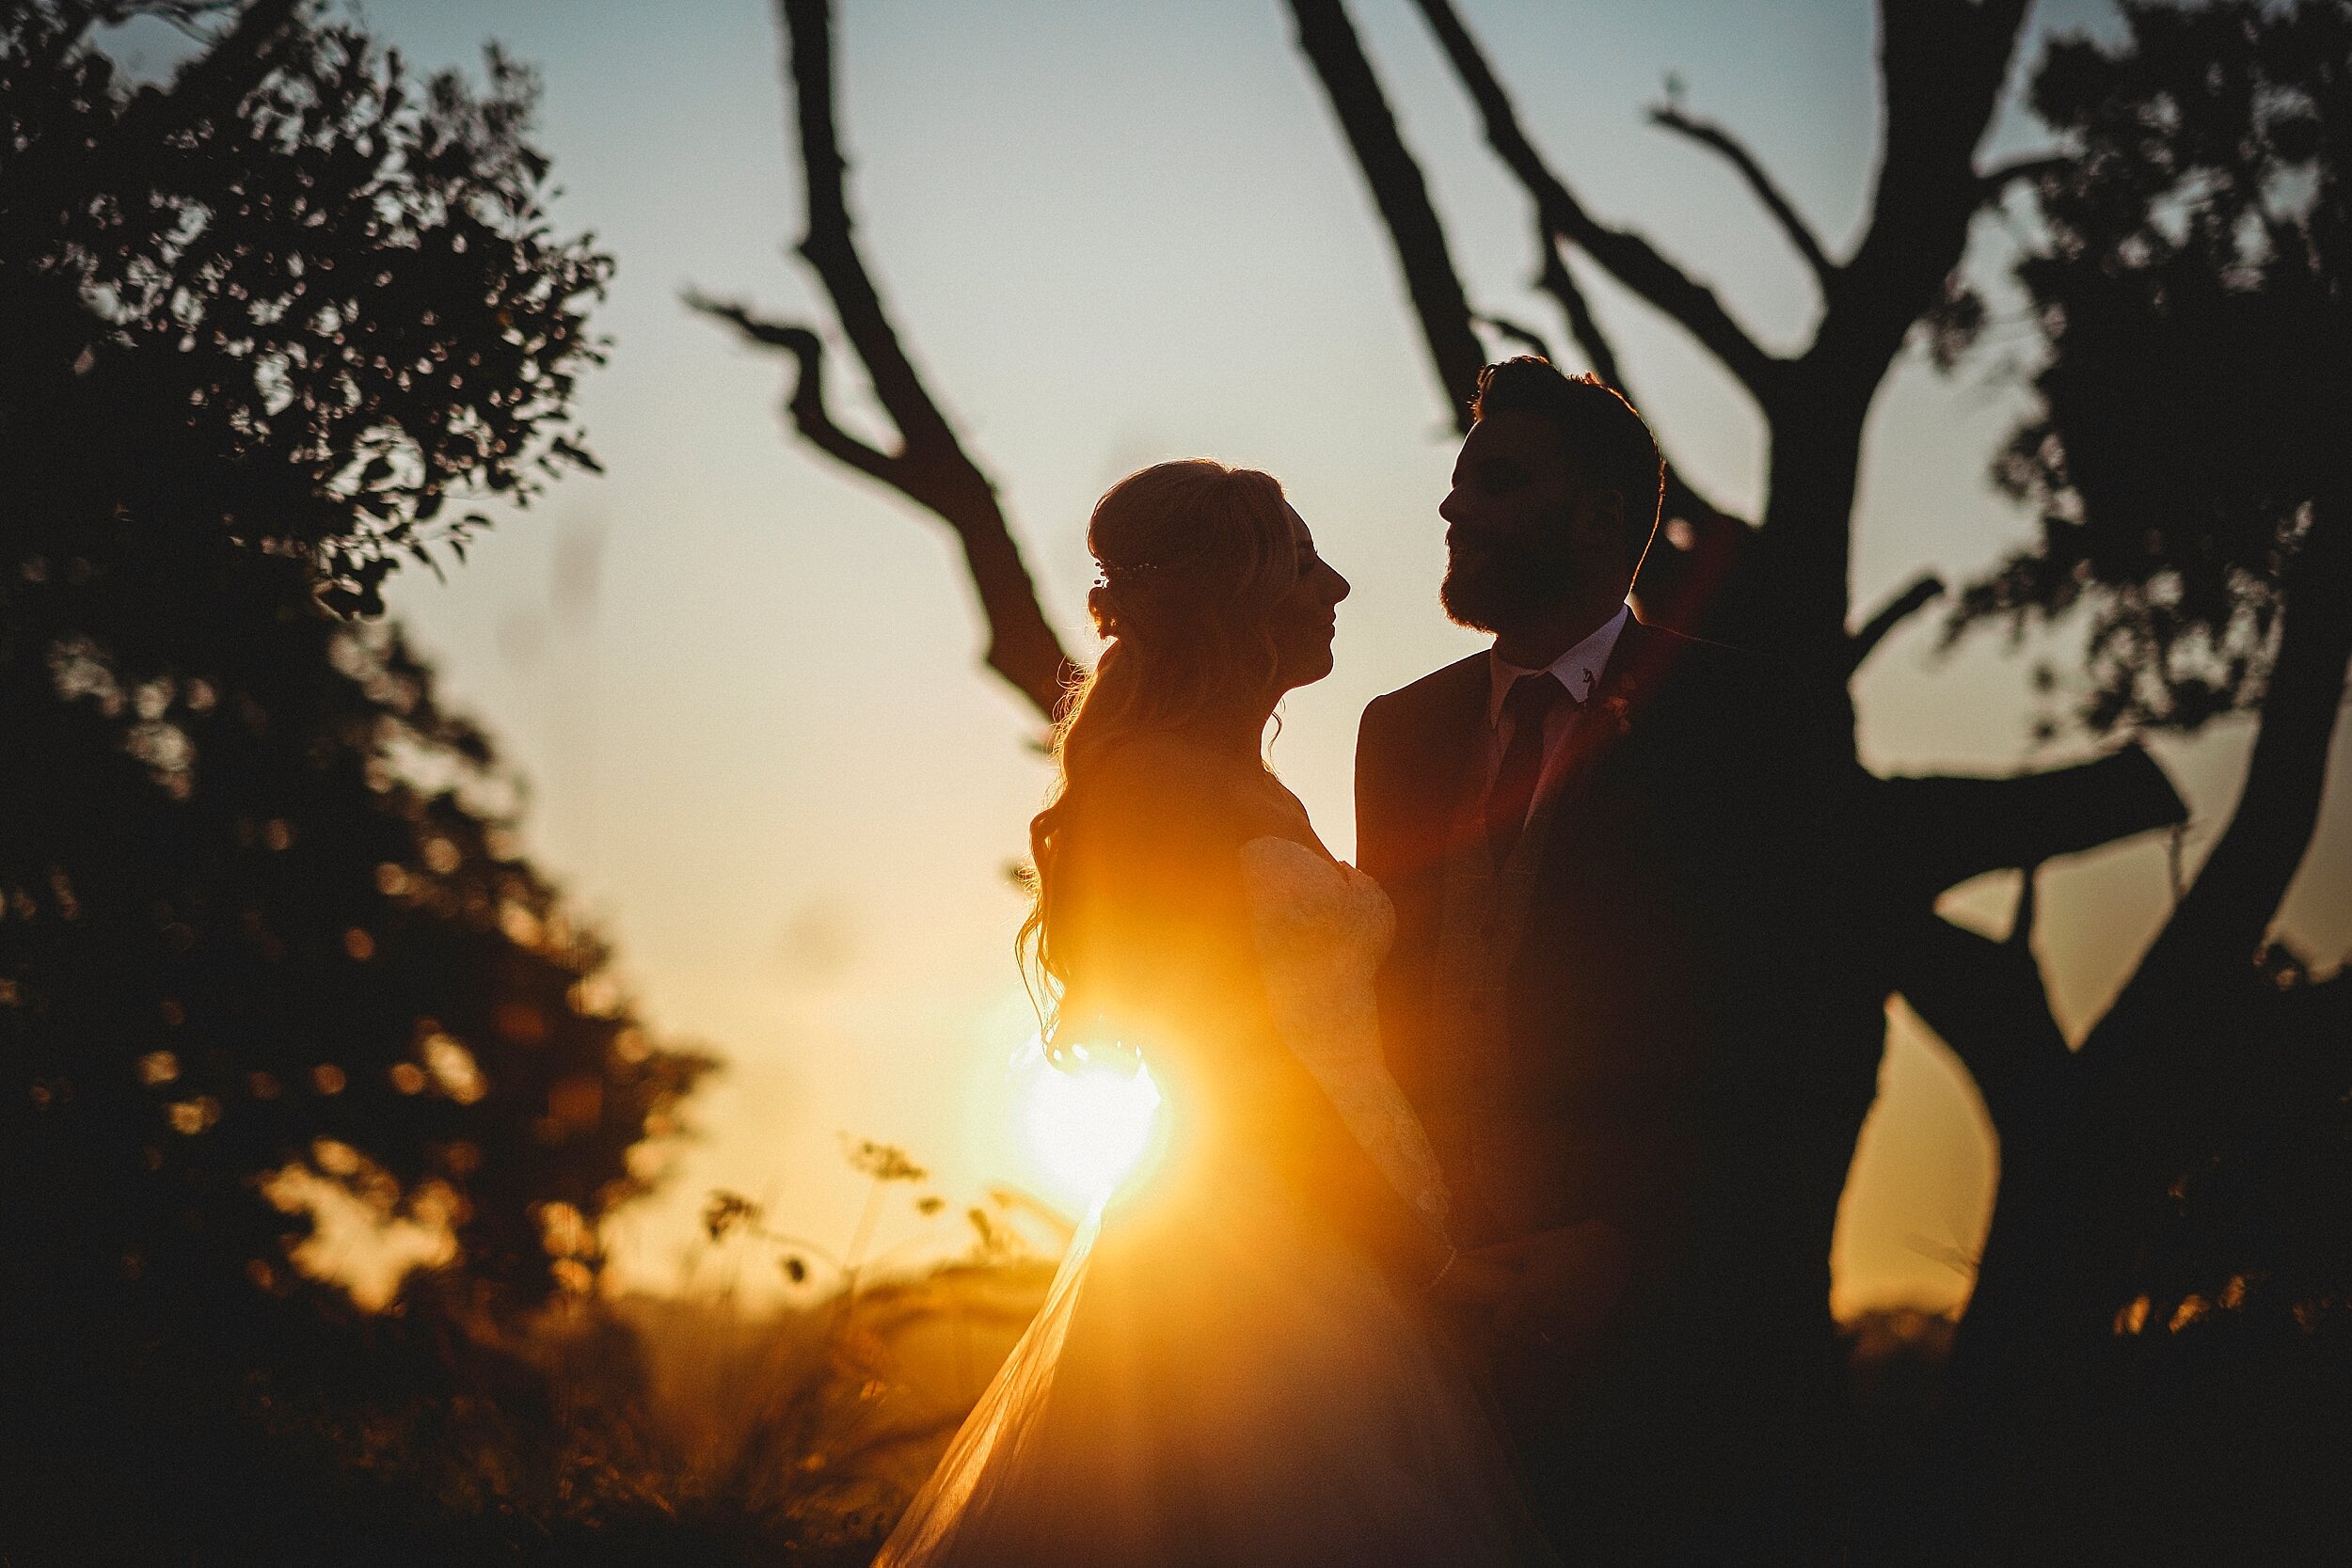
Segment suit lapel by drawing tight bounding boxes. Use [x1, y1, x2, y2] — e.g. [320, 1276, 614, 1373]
[1527, 617, 1682, 887]
[1419, 654, 1491, 821]
[1391, 622, 1680, 879]
[1527, 616, 1671, 805]
[1383, 652, 1489, 886]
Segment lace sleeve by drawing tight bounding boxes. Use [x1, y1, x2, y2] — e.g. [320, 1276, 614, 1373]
[1238, 837, 1451, 1235]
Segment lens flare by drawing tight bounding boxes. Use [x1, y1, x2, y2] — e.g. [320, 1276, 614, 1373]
[1021, 1050, 1163, 1209]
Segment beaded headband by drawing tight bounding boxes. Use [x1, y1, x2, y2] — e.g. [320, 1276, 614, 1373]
[1093, 553, 1200, 589]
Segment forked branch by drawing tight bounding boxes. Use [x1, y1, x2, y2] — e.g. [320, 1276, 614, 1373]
[686, 301, 898, 486]
[695, 0, 1076, 718]
[1403, 0, 1786, 404]
[1531, 228, 1734, 530]
[1648, 101, 1836, 290]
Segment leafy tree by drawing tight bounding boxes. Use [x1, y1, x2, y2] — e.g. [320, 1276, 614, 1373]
[1958, 0, 2352, 733]
[1905, 4, 2352, 1558]
[0, 2, 711, 1555]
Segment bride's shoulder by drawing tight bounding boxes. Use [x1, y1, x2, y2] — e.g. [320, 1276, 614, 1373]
[1070, 735, 1263, 842]
[1088, 733, 1255, 796]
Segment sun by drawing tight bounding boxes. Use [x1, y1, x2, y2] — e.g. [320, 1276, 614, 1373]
[1020, 1048, 1165, 1211]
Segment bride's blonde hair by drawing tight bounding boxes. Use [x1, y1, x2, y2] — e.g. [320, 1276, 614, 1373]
[1019, 460, 1299, 1061]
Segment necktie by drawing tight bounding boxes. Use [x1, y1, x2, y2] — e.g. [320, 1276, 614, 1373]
[1486, 672, 1568, 867]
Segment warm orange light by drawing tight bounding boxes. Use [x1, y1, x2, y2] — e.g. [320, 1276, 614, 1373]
[1020, 1047, 1163, 1209]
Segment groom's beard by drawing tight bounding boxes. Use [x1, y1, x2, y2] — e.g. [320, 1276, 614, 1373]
[1440, 532, 1577, 636]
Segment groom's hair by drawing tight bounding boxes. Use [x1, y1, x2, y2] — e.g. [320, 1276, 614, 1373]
[1471, 357, 1663, 567]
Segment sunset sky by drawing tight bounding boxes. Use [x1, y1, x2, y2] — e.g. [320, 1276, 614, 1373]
[132, 0, 2350, 1315]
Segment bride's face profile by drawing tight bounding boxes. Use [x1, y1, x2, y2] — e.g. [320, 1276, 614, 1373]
[1268, 504, 1350, 692]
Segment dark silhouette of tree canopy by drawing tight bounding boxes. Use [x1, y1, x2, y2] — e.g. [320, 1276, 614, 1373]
[1896, 5, 2352, 1559]
[0, 4, 711, 1556]
[1954, 0, 2352, 735]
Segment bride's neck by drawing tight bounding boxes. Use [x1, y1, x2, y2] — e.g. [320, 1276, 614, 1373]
[1168, 699, 1277, 763]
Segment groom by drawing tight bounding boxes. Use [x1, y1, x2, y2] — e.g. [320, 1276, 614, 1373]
[1357, 358, 1877, 1563]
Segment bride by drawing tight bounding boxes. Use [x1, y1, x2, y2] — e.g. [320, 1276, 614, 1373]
[876, 461, 1553, 1567]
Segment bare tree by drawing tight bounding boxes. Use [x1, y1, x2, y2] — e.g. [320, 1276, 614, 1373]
[1288, 0, 2352, 1549]
[1314, 0, 2036, 667]
[1286, 0, 2201, 1191]
[709, 0, 2349, 1551]
[690, 0, 1076, 719]
[712, 0, 2188, 1160]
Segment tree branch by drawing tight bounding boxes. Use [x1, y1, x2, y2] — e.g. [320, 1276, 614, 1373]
[1821, 0, 2032, 380]
[2095, 500, 2352, 1040]
[1285, 0, 1486, 429]
[1914, 871, 2108, 1392]
[1895, 896, 2069, 1138]
[707, 0, 1077, 719]
[1647, 101, 1836, 290]
[1869, 745, 2187, 909]
[783, 0, 957, 466]
[1531, 227, 1735, 529]
[685, 296, 901, 488]
[1977, 152, 2069, 203]
[1472, 311, 1553, 361]
[1405, 0, 1787, 404]
[1844, 571, 1945, 674]
[1531, 226, 1624, 391]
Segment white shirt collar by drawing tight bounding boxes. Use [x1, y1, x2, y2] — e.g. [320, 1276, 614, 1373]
[1486, 603, 1631, 727]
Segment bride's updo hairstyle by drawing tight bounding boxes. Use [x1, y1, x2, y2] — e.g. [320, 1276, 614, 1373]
[1020, 460, 1300, 1061]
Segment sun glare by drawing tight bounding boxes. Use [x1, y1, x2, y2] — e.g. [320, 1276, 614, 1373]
[1021, 1049, 1164, 1210]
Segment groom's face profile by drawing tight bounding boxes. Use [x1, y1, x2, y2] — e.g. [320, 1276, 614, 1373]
[1438, 409, 1629, 637]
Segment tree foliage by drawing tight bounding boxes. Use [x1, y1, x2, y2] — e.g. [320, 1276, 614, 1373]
[0, 4, 711, 1553]
[1902, 8, 2352, 1558]
[2, 0, 612, 614]
[1955, 0, 2352, 733]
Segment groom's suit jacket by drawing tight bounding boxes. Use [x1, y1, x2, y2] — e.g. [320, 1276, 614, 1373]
[1357, 616, 1879, 1530]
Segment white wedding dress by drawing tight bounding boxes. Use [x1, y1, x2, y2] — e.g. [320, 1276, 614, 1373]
[873, 837, 1551, 1568]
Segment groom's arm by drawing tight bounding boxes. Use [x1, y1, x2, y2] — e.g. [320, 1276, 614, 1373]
[1353, 694, 1399, 889]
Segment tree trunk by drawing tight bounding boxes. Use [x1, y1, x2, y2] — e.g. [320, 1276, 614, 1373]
[1936, 501, 2352, 1560]
[1731, 376, 1870, 663]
